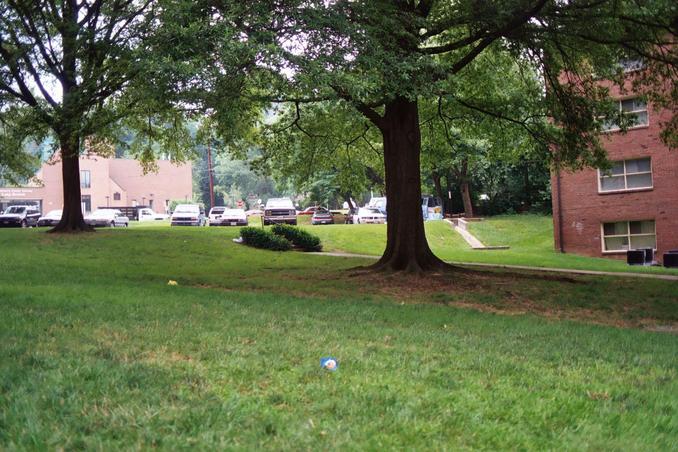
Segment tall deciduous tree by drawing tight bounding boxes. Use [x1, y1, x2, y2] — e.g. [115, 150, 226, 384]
[420, 47, 547, 218]
[0, 0, 170, 231]
[209, 1, 677, 272]
[256, 101, 384, 207]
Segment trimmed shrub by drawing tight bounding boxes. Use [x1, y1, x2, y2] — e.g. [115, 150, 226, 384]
[270, 224, 322, 252]
[239, 227, 291, 251]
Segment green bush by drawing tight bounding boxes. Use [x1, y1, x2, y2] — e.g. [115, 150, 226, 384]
[270, 224, 322, 252]
[240, 227, 291, 251]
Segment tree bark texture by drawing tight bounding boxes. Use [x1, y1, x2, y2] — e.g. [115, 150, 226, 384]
[343, 193, 356, 211]
[370, 97, 447, 273]
[461, 181, 474, 217]
[49, 134, 91, 232]
[459, 158, 474, 217]
[431, 172, 447, 215]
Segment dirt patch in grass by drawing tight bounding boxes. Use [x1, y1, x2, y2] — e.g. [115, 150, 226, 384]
[143, 349, 196, 364]
[185, 263, 676, 333]
[340, 267, 678, 332]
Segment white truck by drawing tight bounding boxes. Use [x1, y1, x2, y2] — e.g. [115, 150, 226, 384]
[137, 207, 169, 222]
[263, 198, 297, 225]
[368, 197, 387, 215]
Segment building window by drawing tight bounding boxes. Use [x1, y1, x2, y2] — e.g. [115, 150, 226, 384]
[80, 170, 91, 189]
[598, 157, 652, 192]
[601, 97, 648, 131]
[602, 220, 656, 252]
[113, 192, 121, 201]
[81, 195, 91, 213]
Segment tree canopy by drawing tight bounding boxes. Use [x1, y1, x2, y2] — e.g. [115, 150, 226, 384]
[197, 0, 676, 271]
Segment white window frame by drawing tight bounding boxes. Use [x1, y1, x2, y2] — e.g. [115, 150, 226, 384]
[600, 220, 656, 254]
[600, 97, 649, 132]
[597, 157, 653, 194]
[80, 170, 91, 189]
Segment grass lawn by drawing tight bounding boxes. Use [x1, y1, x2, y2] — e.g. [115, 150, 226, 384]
[0, 226, 677, 449]
[304, 214, 678, 276]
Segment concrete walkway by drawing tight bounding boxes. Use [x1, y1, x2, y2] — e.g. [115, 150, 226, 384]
[309, 252, 678, 281]
[444, 218, 510, 250]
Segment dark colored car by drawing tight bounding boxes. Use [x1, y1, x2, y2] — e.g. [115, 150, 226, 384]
[311, 208, 334, 225]
[0, 205, 41, 228]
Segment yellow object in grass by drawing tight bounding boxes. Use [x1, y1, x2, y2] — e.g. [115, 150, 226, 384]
[167, 280, 178, 286]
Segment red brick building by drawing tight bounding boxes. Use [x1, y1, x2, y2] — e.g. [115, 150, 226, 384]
[551, 70, 678, 263]
[0, 155, 192, 215]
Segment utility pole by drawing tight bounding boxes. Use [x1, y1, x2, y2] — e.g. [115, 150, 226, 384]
[207, 140, 215, 209]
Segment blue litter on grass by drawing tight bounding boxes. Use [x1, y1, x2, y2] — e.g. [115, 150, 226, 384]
[320, 357, 338, 371]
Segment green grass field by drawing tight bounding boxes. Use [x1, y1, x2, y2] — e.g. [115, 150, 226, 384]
[304, 214, 678, 275]
[1, 223, 676, 449]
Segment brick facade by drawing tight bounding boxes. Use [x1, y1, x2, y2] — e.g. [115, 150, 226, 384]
[0, 155, 192, 214]
[551, 78, 678, 263]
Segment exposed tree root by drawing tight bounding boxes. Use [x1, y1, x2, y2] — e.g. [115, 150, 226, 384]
[348, 253, 459, 276]
[47, 221, 95, 233]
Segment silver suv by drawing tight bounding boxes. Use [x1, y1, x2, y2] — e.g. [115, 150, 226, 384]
[0, 205, 41, 228]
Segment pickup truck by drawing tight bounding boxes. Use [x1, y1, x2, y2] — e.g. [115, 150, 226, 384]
[138, 208, 169, 222]
[263, 198, 297, 225]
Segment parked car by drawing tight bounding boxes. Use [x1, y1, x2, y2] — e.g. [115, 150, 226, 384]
[311, 208, 334, 225]
[37, 209, 63, 227]
[209, 207, 248, 226]
[85, 209, 129, 227]
[137, 207, 169, 222]
[208, 206, 226, 224]
[263, 198, 297, 225]
[355, 207, 386, 224]
[0, 205, 41, 228]
[421, 195, 443, 220]
[368, 197, 387, 215]
[170, 204, 206, 226]
[299, 206, 321, 215]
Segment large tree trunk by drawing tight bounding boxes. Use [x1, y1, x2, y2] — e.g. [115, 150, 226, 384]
[370, 97, 447, 273]
[343, 193, 355, 211]
[459, 158, 474, 217]
[49, 134, 91, 232]
[460, 181, 474, 217]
